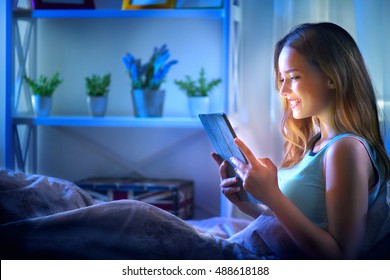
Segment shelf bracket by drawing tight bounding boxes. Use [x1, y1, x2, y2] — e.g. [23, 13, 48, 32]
[14, 17, 35, 112]
[13, 123, 36, 172]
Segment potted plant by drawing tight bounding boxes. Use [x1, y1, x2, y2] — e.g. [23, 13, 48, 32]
[174, 68, 221, 117]
[122, 44, 178, 117]
[85, 73, 111, 117]
[24, 72, 63, 117]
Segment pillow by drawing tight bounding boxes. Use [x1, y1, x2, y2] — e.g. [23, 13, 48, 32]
[0, 169, 95, 225]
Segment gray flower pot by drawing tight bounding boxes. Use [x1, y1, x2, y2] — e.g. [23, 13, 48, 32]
[87, 96, 108, 117]
[132, 89, 165, 117]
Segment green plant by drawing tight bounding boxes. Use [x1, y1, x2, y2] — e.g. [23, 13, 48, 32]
[122, 44, 178, 90]
[174, 68, 221, 97]
[85, 73, 111, 97]
[24, 72, 63, 97]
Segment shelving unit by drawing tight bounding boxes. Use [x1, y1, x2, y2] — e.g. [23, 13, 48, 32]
[5, 0, 242, 217]
[13, 8, 225, 19]
[13, 115, 203, 128]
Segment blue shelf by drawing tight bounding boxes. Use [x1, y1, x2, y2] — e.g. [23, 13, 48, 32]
[13, 8, 225, 19]
[13, 115, 203, 128]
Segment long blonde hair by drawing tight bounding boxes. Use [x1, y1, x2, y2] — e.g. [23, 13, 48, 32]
[274, 22, 390, 181]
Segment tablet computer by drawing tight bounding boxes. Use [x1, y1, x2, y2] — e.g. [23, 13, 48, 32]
[199, 112, 260, 204]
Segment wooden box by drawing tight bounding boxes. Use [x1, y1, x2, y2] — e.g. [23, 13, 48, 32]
[77, 177, 194, 219]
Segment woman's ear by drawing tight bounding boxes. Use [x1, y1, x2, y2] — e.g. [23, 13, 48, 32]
[328, 79, 336, 89]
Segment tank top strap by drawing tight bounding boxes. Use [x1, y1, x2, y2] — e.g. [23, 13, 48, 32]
[325, 133, 366, 149]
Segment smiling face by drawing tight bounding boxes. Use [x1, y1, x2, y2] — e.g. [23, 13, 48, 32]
[278, 46, 334, 121]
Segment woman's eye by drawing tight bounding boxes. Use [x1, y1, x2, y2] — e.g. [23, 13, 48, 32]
[291, 76, 300, 80]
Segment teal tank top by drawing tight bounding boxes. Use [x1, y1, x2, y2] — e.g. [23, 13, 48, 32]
[277, 134, 381, 229]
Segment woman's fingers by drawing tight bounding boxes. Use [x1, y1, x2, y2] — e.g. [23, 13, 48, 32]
[211, 152, 223, 165]
[257, 157, 277, 171]
[211, 153, 229, 179]
[234, 138, 258, 165]
[230, 156, 249, 181]
[222, 186, 242, 196]
[210, 152, 246, 204]
[220, 176, 239, 187]
[220, 177, 241, 196]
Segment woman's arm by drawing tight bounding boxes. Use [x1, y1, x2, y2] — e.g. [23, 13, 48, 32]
[323, 137, 373, 258]
[232, 137, 373, 259]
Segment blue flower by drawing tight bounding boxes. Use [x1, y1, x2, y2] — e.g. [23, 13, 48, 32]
[123, 45, 178, 90]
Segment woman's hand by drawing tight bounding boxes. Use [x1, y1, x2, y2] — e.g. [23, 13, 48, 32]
[211, 152, 246, 206]
[230, 138, 281, 209]
[211, 141, 271, 218]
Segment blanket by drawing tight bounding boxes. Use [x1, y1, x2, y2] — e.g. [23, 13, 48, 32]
[0, 170, 265, 259]
[0, 170, 95, 225]
[2, 169, 387, 259]
[1, 199, 264, 259]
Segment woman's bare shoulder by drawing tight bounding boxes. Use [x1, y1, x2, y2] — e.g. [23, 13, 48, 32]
[326, 136, 371, 162]
[324, 136, 374, 189]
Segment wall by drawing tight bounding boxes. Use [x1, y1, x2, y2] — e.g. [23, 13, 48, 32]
[225, 0, 283, 219]
[240, 0, 283, 164]
[34, 9, 225, 219]
[35, 17, 223, 117]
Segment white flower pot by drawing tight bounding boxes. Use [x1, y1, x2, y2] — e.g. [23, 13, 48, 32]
[188, 96, 210, 117]
[87, 96, 108, 117]
[32, 95, 52, 117]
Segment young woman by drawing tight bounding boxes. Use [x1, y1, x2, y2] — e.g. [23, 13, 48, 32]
[213, 22, 390, 259]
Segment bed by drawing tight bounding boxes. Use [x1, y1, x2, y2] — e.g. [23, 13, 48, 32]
[1, 169, 389, 260]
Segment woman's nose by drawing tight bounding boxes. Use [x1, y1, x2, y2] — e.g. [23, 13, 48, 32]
[280, 82, 291, 96]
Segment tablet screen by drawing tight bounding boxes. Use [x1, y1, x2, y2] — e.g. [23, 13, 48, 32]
[199, 113, 260, 204]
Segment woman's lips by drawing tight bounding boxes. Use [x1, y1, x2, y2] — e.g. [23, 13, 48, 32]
[288, 98, 301, 109]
